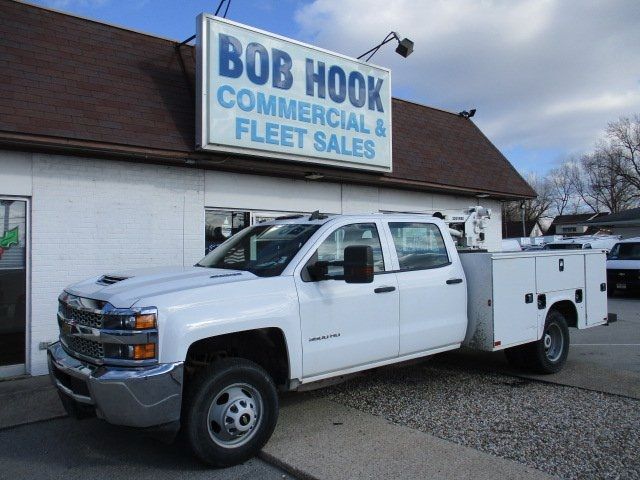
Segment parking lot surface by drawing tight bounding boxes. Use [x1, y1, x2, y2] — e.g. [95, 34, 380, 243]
[318, 297, 640, 480]
[320, 357, 640, 479]
[572, 296, 640, 373]
[1, 298, 636, 480]
[0, 417, 292, 480]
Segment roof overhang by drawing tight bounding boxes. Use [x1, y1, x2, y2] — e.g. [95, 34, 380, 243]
[0, 130, 535, 201]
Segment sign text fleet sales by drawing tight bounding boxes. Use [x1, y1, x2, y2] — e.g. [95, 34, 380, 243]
[196, 14, 392, 172]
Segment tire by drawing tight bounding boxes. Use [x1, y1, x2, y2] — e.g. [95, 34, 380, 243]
[522, 309, 570, 374]
[503, 345, 527, 368]
[183, 358, 279, 467]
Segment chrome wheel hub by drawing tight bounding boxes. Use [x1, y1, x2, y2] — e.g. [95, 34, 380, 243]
[207, 383, 262, 448]
[544, 323, 564, 363]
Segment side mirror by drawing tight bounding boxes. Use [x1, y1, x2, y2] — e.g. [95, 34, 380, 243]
[307, 261, 329, 281]
[343, 245, 374, 284]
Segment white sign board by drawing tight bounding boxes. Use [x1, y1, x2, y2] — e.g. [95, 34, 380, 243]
[196, 14, 392, 172]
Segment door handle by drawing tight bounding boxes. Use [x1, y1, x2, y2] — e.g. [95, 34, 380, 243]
[446, 278, 463, 285]
[374, 286, 396, 293]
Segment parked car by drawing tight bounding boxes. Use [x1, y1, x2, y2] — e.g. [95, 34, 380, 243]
[607, 237, 640, 296]
[48, 213, 610, 467]
[544, 235, 620, 252]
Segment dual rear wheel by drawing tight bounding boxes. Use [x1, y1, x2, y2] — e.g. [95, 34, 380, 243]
[504, 309, 570, 374]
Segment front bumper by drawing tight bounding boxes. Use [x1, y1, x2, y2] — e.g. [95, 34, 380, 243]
[48, 342, 183, 428]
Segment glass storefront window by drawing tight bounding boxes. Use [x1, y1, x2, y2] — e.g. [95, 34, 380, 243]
[205, 210, 250, 254]
[0, 199, 27, 368]
[205, 209, 312, 254]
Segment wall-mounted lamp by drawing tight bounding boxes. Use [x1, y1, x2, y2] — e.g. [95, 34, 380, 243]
[476, 193, 490, 199]
[458, 109, 476, 119]
[305, 172, 324, 181]
[357, 31, 414, 62]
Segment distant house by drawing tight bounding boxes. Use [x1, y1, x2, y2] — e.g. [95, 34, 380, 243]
[503, 219, 545, 239]
[583, 207, 640, 239]
[546, 213, 605, 236]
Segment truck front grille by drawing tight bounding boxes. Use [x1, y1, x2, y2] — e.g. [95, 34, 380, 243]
[65, 336, 104, 360]
[58, 302, 103, 329]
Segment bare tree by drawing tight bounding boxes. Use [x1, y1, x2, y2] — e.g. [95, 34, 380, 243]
[503, 173, 552, 224]
[607, 115, 640, 192]
[584, 147, 638, 213]
[566, 158, 600, 213]
[548, 163, 575, 216]
[564, 135, 638, 214]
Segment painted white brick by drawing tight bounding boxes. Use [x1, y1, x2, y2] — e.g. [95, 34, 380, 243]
[0, 150, 504, 376]
[29, 155, 205, 374]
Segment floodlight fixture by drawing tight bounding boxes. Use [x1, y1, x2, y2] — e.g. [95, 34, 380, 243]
[357, 31, 414, 62]
[458, 109, 477, 119]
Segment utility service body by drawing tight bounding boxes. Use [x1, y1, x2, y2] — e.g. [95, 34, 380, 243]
[197, 15, 393, 172]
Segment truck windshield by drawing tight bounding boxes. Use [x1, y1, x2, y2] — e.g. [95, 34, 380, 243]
[609, 242, 640, 260]
[196, 224, 320, 277]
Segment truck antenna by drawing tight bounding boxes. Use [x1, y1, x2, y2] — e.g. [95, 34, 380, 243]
[309, 210, 328, 221]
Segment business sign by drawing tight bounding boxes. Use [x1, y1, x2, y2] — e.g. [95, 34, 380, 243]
[196, 14, 392, 172]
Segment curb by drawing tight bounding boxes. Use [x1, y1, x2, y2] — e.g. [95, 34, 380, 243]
[258, 450, 320, 480]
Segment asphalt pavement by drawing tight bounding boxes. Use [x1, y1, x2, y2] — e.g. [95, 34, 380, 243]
[572, 296, 640, 373]
[0, 417, 292, 480]
[0, 297, 636, 480]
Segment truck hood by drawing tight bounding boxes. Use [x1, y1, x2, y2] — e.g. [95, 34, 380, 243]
[607, 259, 640, 270]
[65, 266, 257, 308]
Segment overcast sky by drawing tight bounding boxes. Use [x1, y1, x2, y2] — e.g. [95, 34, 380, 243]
[31, 0, 640, 175]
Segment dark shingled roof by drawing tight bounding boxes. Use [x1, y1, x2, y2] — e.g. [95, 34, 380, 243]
[0, 0, 535, 199]
[585, 207, 640, 226]
[550, 213, 605, 226]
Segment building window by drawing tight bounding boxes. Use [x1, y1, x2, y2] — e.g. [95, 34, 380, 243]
[389, 222, 450, 270]
[0, 199, 27, 368]
[205, 210, 250, 254]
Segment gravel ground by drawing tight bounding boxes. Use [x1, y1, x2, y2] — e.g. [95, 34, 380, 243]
[317, 359, 640, 480]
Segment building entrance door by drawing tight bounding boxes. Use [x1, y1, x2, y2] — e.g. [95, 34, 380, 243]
[0, 198, 27, 377]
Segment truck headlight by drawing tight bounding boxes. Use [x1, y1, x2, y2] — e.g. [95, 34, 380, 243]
[103, 307, 157, 330]
[104, 343, 156, 361]
[124, 311, 157, 330]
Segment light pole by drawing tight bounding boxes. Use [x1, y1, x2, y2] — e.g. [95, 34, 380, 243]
[520, 201, 526, 237]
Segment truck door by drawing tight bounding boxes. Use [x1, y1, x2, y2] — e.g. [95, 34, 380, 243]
[295, 222, 399, 378]
[386, 221, 468, 355]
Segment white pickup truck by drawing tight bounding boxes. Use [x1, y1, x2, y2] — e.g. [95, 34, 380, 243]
[48, 213, 610, 466]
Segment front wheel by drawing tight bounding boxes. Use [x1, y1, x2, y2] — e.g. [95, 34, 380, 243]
[183, 358, 279, 467]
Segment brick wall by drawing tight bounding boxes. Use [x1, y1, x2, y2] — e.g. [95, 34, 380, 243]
[0, 150, 501, 375]
[29, 155, 204, 374]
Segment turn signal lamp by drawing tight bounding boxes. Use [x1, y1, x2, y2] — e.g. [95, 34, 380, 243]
[133, 343, 156, 360]
[134, 313, 157, 329]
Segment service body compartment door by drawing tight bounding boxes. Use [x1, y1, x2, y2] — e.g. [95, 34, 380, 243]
[493, 257, 537, 347]
[535, 254, 585, 292]
[585, 252, 608, 326]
